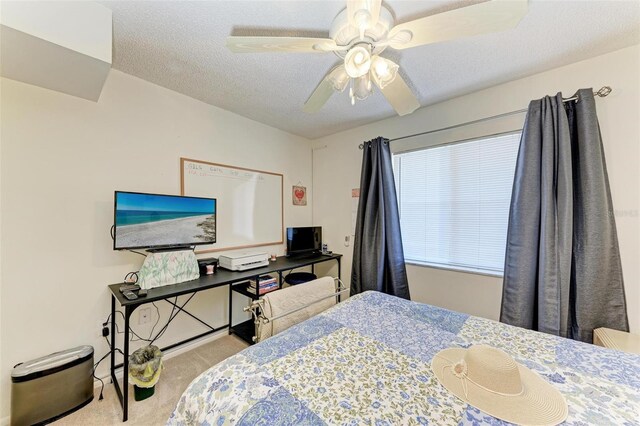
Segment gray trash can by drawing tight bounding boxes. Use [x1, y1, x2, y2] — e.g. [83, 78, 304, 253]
[11, 345, 94, 426]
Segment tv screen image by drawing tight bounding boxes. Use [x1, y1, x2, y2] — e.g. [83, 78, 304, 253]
[286, 226, 322, 256]
[114, 191, 216, 250]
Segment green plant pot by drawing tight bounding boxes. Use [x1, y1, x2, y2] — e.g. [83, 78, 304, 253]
[133, 384, 155, 401]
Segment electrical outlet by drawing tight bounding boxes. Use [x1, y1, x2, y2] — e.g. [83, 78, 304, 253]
[139, 307, 152, 325]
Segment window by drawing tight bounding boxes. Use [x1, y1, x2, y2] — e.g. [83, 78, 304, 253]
[393, 132, 521, 275]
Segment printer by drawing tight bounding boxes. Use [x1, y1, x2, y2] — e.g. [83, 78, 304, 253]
[218, 252, 269, 271]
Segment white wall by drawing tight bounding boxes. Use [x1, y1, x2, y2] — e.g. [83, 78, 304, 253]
[313, 45, 640, 332]
[0, 69, 312, 419]
[0, 65, 3, 413]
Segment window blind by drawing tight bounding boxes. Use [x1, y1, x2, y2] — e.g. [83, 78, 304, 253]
[393, 132, 521, 274]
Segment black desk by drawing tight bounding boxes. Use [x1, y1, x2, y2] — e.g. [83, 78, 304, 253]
[108, 253, 341, 422]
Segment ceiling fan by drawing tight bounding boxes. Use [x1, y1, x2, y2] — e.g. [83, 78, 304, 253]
[227, 0, 528, 116]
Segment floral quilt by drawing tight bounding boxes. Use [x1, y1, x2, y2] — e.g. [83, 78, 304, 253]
[168, 291, 640, 425]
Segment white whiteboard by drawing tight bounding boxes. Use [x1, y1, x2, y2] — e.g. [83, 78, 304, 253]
[180, 158, 283, 253]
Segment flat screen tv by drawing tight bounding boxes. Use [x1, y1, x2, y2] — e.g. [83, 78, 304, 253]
[113, 191, 216, 250]
[286, 226, 322, 256]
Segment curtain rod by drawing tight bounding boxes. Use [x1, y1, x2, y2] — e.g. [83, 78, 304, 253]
[359, 86, 612, 148]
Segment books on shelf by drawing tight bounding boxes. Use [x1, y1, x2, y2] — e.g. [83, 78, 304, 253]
[246, 275, 279, 295]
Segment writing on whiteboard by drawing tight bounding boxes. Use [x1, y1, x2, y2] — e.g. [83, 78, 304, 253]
[186, 163, 265, 181]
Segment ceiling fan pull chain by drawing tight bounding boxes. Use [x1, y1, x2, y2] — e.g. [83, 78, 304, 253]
[349, 79, 355, 105]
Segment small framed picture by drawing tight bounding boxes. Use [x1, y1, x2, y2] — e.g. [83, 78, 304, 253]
[292, 185, 307, 206]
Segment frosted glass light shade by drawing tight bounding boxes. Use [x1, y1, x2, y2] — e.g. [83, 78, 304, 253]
[353, 74, 372, 100]
[344, 45, 371, 78]
[327, 66, 350, 92]
[371, 56, 399, 89]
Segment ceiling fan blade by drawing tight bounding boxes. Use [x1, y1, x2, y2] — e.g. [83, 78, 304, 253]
[303, 65, 348, 113]
[347, 0, 383, 33]
[303, 79, 334, 113]
[387, 0, 528, 50]
[226, 36, 339, 53]
[374, 73, 420, 116]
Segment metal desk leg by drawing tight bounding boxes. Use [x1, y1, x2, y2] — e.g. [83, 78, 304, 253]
[110, 296, 116, 382]
[228, 284, 233, 334]
[122, 307, 131, 422]
[338, 258, 342, 302]
[111, 295, 130, 422]
[278, 271, 283, 288]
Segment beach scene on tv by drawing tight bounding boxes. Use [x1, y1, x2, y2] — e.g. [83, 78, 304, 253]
[115, 192, 216, 249]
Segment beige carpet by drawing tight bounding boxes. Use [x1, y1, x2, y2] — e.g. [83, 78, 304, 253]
[55, 335, 249, 425]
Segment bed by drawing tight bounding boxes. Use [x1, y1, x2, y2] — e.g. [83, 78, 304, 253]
[168, 291, 639, 425]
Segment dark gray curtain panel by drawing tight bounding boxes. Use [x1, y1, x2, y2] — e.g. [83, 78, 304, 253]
[500, 89, 628, 343]
[351, 137, 410, 299]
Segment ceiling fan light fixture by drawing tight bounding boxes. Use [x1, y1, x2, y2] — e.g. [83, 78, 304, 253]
[371, 56, 399, 89]
[344, 44, 371, 78]
[327, 66, 350, 92]
[353, 73, 373, 100]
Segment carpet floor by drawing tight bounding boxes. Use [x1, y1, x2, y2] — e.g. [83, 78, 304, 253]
[54, 335, 249, 425]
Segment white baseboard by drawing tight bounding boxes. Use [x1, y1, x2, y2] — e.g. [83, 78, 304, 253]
[95, 327, 230, 386]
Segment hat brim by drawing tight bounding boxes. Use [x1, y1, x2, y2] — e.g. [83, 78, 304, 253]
[431, 348, 568, 426]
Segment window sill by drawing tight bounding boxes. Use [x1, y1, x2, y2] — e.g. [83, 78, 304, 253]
[405, 260, 504, 278]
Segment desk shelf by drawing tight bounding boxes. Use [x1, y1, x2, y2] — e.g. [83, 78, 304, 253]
[232, 280, 281, 300]
[230, 319, 256, 344]
[231, 281, 260, 300]
[231, 282, 275, 345]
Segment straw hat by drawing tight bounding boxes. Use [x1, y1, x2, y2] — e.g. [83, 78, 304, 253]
[431, 345, 568, 426]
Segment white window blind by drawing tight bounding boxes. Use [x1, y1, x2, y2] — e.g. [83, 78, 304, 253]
[393, 132, 521, 274]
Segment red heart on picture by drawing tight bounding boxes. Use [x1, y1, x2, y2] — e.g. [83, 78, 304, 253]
[294, 189, 304, 200]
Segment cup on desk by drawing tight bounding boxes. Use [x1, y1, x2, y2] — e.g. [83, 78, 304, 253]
[270, 254, 277, 261]
[206, 265, 215, 275]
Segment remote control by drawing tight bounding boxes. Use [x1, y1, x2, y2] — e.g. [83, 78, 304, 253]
[138, 289, 148, 297]
[120, 284, 140, 293]
[122, 290, 138, 300]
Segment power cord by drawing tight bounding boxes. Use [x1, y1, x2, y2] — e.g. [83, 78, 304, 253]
[130, 302, 161, 343]
[151, 294, 194, 345]
[93, 351, 109, 401]
[103, 295, 183, 346]
[93, 335, 124, 401]
[104, 310, 157, 343]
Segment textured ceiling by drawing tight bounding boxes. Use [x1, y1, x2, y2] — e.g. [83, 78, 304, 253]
[101, 0, 640, 139]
